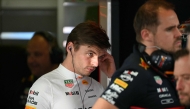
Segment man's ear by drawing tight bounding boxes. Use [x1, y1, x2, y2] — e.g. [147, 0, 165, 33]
[141, 29, 153, 42]
[66, 42, 74, 52]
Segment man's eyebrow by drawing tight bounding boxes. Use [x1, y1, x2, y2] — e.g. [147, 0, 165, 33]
[165, 25, 176, 30]
[181, 74, 190, 76]
[87, 49, 96, 54]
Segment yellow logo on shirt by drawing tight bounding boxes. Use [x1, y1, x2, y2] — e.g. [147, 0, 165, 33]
[25, 105, 36, 109]
[82, 80, 88, 85]
[139, 58, 149, 70]
[114, 78, 128, 89]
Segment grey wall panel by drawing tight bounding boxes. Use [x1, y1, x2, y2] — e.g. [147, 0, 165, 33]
[1, 9, 57, 33]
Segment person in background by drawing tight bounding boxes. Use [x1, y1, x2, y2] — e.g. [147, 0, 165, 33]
[92, 0, 184, 109]
[179, 18, 190, 49]
[173, 49, 190, 109]
[17, 31, 63, 109]
[25, 21, 116, 109]
[27, 31, 63, 77]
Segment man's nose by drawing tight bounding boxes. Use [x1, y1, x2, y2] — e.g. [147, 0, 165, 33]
[91, 57, 98, 67]
[176, 79, 184, 91]
[176, 27, 182, 38]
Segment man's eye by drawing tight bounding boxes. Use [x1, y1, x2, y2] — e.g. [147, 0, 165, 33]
[166, 27, 173, 31]
[183, 76, 190, 81]
[87, 53, 93, 57]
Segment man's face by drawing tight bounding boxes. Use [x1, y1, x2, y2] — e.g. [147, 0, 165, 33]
[174, 55, 190, 106]
[153, 8, 182, 53]
[71, 45, 106, 76]
[27, 35, 52, 77]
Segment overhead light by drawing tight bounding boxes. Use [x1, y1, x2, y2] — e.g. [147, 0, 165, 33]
[0, 32, 34, 40]
[63, 26, 74, 34]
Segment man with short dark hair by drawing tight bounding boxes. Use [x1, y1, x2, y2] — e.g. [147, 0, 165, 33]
[174, 49, 190, 109]
[93, 0, 183, 109]
[25, 21, 116, 109]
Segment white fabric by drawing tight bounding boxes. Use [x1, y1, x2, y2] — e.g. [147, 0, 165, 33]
[25, 64, 104, 109]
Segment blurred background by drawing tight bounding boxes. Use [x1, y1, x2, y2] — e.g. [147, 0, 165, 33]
[0, 0, 190, 89]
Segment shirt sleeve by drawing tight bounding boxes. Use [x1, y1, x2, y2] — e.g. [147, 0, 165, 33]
[101, 69, 148, 109]
[25, 77, 52, 109]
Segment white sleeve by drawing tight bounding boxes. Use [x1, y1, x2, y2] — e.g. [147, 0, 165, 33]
[25, 77, 52, 109]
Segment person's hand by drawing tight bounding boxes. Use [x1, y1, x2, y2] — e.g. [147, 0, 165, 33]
[98, 52, 116, 78]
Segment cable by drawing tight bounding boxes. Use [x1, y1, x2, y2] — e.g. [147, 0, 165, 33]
[70, 48, 93, 109]
[70, 48, 84, 109]
[82, 77, 92, 103]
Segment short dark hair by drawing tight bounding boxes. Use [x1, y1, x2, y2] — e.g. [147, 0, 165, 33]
[66, 21, 111, 51]
[133, 0, 175, 42]
[174, 49, 190, 61]
[32, 31, 59, 49]
[31, 31, 63, 64]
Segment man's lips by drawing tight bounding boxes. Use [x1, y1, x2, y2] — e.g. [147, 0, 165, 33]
[175, 40, 182, 46]
[87, 67, 95, 72]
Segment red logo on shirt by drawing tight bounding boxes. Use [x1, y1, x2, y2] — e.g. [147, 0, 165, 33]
[154, 76, 162, 85]
[64, 79, 74, 88]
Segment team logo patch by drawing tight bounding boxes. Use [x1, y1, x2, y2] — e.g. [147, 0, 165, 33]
[114, 78, 128, 89]
[157, 87, 169, 93]
[120, 70, 139, 82]
[27, 96, 38, 105]
[64, 79, 74, 88]
[120, 74, 132, 81]
[139, 58, 149, 70]
[161, 98, 174, 104]
[154, 76, 162, 85]
[65, 91, 79, 95]
[29, 90, 39, 96]
[158, 56, 166, 68]
[82, 80, 88, 85]
[102, 89, 118, 105]
[25, 105, 36, 109]
[110, 83, 124, 93]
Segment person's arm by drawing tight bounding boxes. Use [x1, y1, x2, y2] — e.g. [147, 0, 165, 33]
[25, 77, 52, 109]
[92, 98, 118, 109]
[93, 66, 146, 109]
[98, 52, 116, 78]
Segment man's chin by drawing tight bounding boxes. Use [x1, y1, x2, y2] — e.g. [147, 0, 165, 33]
[180, 99, 190, 106]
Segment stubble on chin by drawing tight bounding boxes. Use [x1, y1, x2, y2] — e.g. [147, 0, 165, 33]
[180, 99, 190, 106]
[178, 92, 190, 106]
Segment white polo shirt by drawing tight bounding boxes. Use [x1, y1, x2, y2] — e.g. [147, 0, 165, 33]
[25, 64, 104, 109]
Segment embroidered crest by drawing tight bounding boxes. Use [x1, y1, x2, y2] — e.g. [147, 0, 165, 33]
[64, 79, 74, 88]
[82, 80, 88, 85]
[154, 76, 162, 85]
[139, 58, 149, 70]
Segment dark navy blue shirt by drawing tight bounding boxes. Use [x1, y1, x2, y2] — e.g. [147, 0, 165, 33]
[101, 45, 184, 109]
